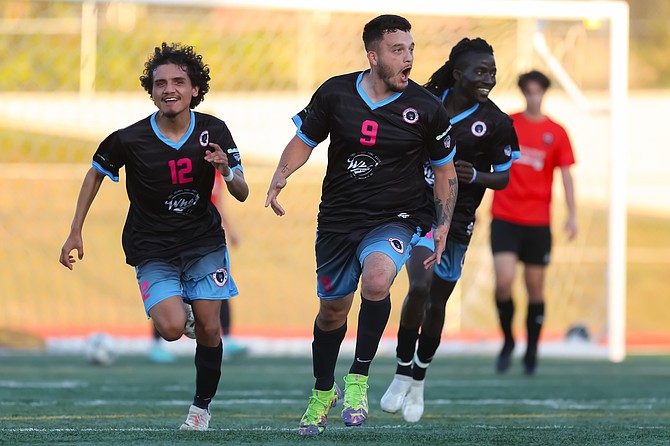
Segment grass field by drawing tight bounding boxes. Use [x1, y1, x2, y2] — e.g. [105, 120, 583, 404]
[1, 354, 668, 445]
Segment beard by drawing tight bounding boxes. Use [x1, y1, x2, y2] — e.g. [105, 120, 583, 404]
[378, 63, 408, 93]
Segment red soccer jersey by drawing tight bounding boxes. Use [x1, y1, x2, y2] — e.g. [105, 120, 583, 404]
[491, 112, 575, 225]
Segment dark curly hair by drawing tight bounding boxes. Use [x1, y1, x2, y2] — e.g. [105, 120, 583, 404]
[139, 42, 210, 109]
[424, 37, 494, 96]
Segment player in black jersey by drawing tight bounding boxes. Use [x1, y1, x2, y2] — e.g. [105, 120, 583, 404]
[381, 38, 520, 422]
[265, 15, 458, 435]
[59, 43, 249, 431]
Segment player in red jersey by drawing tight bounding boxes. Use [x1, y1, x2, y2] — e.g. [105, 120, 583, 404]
[490, 70, 577, 375]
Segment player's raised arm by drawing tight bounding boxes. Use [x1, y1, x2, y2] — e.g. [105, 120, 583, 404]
[424, 161, 458, 268]
[59, 167, 105, 270]
[265, 135, 314, 216]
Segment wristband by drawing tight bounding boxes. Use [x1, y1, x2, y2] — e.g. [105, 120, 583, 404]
[468, 167, 477, 184]
[223, 170, 235, 182]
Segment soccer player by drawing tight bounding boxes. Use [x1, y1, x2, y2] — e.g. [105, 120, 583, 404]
[59, 42, 249, 431]
[491, 70, 577, 375]
[265, 14, 458, 435]
[380, 37, 519, 422]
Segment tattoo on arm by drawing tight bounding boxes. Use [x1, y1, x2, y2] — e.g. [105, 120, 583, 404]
[280, 163, 289, 174]
[436, 177, 458, 227]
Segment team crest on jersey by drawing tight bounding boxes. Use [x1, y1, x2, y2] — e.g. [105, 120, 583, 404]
[423, 161, 435, 186]
[504, 144, 512, 157]
[443, 135, 452, 149]
[227, 147, 241, 162]
[212, 268, 229, 287]
[543, 132, 554, 145]
[165, 189, 200, 214]
[471, 121, 487, 137]
[388, 238, 405, 254]
[347, 152, 381, 179]
[402, 107, 419, 124]
[199, 130, 210, 147]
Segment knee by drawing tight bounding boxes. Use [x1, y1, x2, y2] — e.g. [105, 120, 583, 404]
[407, 280, 431, 302]
[318, 305, 347, 326]
[155, 323, 184, 342]
[195, 319, 221, 343]
[425, 294, 447, 315]
[360, 274, 393, 300]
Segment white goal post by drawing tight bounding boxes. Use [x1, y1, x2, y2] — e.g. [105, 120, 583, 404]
[66, 0, 629, 361]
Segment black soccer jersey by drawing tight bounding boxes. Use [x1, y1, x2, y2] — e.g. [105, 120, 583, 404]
[92, 111, 242, 266]
[293, 71, 455, 236]
[439, 89, 520, 244]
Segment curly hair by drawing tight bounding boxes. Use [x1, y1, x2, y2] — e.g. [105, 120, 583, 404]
[139, 42, 211, 109]
[424, 37, 494, 96]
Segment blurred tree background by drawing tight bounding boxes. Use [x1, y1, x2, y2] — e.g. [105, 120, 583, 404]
[629, 0, 670, 88]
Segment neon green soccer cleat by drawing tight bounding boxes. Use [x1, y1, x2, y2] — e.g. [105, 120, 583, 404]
[341, 373, 369, 426]
[298, 384, 341, 435]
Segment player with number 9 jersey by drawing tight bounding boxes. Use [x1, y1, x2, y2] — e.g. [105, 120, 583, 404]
[294, 71, 455, 237]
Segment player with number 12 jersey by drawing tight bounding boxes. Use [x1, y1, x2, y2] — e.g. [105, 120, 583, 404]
[92, 111, 242, 266]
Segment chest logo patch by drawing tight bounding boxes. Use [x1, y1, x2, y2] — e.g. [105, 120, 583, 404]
[165, 189, 200, 214]
[471, 121, 487, 137]
[199, 130, 210, 147]
[402, 107, 420, 124]
[347, 152, 381, 179]
[543, 132, 554, 145]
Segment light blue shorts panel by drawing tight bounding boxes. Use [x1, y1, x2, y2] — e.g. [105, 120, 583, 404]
[315, 223, 421, 300]
[135, 245, 238, 316]
[433, 239, 469, 282]
[358, 224, 421, 275]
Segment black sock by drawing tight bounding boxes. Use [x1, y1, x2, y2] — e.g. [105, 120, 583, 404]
[497, 300, 515, 353]
[526, 302, 545, 356]
[193, 341, 222, 410]
[349, 295, 391, 376]
[412, 333, 441, 381]
[395, 324, 420, 377]
[313, 321, 347, 391]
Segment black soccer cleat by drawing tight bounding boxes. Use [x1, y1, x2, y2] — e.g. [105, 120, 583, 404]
[523, 350, 538, 376]
[495, 341, 515, 374]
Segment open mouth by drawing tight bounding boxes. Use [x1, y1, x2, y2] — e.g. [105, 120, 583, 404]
[477, 88, 491, 97]
[400, 66, 412, 82]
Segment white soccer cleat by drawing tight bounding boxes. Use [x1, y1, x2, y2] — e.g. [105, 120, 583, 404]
[401, 379, 425, 423]
[183, 302, 196, 339]
[380, 374, 412, 413]
[179, 404, 210, 431]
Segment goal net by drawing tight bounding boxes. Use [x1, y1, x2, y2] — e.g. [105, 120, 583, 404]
[0, 0, 628, 360]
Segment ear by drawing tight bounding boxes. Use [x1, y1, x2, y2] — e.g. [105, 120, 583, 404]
[452, 68, 463, 82]
[192, 85, 199, 97]
[366, 50, 377, 67]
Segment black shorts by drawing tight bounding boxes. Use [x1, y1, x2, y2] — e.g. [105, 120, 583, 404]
[490, 218, 552, 266]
